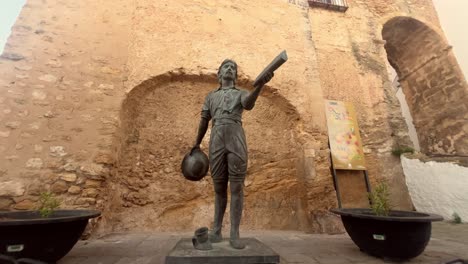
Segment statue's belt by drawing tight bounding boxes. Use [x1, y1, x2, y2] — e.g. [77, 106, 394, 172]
[212, 118, 242, 126]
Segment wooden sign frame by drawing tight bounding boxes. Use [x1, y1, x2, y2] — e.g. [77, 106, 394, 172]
[325, 100, 371, 208]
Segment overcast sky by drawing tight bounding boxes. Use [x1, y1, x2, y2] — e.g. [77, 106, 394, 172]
[0, 1, 467, 79]
[0, 1, 26, 53]
[433, 0, 468, 80]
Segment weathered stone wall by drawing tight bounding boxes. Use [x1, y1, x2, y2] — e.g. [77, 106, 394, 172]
[1, 0, 464, 234]
[0, 0, 132, 215]
[307, 0, 466, 208]
[383, 17, 468, 156]
[307, 0, 416, 209]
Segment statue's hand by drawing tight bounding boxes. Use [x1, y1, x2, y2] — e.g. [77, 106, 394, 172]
[191, 144, 200, 154]
[259, 72, 274, 87]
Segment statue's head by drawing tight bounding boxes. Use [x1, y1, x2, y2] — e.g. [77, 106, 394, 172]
[217, 59, 238, 85]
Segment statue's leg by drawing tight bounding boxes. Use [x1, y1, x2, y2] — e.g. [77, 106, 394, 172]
[227, 153, 247, 249]
[211, 179, 227, 242]
[229, 178, 245, 249]
[209, 136, 228, 243]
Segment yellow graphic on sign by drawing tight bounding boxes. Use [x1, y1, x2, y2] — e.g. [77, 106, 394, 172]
[325, 100, 366, 170]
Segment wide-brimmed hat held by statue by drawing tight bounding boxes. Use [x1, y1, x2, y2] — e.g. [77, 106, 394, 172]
[181, 147, 209, 181]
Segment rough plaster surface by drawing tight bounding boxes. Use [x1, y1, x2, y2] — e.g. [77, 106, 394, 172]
[402, 156, 468, 222]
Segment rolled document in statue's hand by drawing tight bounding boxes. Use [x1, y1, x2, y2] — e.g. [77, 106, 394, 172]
[253, 50, 288, 87]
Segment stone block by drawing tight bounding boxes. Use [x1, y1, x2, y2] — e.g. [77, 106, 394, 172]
[0, 130, 11, 138]
[26, 158, 43, 169]
[0, 197, 13, 209]
[61, 172, 77, 182]
[0, 181, 26, 197]
[165, 238, 279, 264]
[82, 188, 99, 198]
[68, 185, 82, 194]
[74, 197, 96, 206]
[85, 179, 102, 188]
[93, 152, 114, 165]
[14, 199, 36, 210]
[27, 181, 44, 195]
[51, 180, 68, 194]
[0, 52, 24, 61]
[50, 146, 67, 157]
[5, 121, 21, 129]
[38, 74, 57, 82]
[80, 163, 107, 180]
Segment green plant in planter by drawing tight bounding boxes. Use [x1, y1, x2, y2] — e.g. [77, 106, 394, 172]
[38, 192, 61, 218]
[368, 182, 392, 216]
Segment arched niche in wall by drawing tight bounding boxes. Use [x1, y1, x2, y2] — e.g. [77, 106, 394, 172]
[382, 16, 468, 156]
[100, 72, 310, 232]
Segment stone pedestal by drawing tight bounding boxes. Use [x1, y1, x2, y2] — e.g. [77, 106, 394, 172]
[165, 238, 280, 264]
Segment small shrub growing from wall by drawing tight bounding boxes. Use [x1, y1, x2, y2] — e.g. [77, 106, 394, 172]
[392, 146, 415, 156]
[452, 212, 462, 224]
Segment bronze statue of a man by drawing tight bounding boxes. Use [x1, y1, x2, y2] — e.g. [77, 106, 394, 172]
[193, 59, 273, 249]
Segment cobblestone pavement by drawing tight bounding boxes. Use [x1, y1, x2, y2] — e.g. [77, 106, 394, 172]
[60, 222, 467, 264]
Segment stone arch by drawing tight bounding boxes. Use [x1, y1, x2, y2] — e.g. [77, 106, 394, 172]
[382, 16, 468, 156]
[99, 71, 310, 232]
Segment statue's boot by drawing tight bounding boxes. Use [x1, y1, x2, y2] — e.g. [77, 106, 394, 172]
[229, 238, 246, 249]
[209, 231, 223, 243]
[229, 180, 245, 250]
[211, 180, 227, 243]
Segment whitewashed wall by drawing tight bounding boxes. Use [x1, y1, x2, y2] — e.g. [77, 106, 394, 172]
[402, 156, 468, 222]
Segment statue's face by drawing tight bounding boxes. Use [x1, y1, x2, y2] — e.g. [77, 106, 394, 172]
[219, 61, 237, 82]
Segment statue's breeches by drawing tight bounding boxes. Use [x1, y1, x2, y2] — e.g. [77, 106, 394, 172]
[209, 123, 248, 183]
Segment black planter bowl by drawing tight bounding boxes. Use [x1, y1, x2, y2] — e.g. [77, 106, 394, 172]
[0, 210, 100, 263]
[331, 208, 443, 260]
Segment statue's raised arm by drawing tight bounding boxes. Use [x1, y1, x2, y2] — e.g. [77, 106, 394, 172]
[242, 50, 288, 110]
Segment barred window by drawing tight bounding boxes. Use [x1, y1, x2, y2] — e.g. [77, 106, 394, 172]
[308, 0, 349, 12]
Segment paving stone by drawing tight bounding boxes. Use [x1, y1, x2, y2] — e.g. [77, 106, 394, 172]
[115, 257, 156, 264]
[58, 256, 88, 264]
[60, 256, 122, 264]
[282, 253, 319, 263]
[58, 223, 468, 264]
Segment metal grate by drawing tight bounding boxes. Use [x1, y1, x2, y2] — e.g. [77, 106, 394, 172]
[308, 0, 349, 12]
